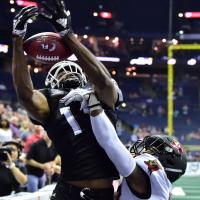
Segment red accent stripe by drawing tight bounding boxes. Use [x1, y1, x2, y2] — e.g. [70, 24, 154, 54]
[16, 0, 38, 7]
[185, 12, 200, 18]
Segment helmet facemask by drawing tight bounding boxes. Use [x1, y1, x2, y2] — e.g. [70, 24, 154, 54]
[130, 139, 144, 156]
[45, 61, 87, 89]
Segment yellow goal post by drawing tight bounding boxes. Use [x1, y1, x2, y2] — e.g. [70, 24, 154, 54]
[167, 44, 200, 136]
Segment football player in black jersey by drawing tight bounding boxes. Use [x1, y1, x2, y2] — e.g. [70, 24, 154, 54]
[12, 1, 122, 200]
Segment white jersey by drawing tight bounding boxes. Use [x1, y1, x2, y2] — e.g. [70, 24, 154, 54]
[0, 129, 12, 143]
[120, 153, 172, 200]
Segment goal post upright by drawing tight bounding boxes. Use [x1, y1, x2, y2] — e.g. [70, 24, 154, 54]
[167, 44, 200, 136]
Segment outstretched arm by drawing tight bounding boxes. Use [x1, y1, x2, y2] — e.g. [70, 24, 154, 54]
[12, 6, 49, 124]
[39, 0, 118, 108]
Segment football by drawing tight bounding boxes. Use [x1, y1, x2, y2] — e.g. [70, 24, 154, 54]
[23, 32, 72, 65]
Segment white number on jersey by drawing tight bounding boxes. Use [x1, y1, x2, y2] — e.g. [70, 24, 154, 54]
[60, 106, 82, 135]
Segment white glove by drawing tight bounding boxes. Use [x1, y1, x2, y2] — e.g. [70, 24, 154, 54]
[59, 88, 93, 111]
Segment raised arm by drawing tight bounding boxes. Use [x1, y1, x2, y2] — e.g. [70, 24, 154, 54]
[6, 152, 27, 185]
[39, 0, 118, 108]
[63, 34, 117, 108]
[12, 6, 49, 124]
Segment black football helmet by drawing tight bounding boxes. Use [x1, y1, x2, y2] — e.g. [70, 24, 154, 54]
[131, 135, 187, 183]
[45, 61, 87, 89]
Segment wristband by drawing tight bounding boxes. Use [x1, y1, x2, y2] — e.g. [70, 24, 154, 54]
[88, 94, 102, 112]
[59, 29, 73, 37]
[8, 162, 16, 169]
[12, 29, 26, 39]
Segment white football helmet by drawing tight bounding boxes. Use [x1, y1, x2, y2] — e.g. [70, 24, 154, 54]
[45, 61, 87, 89]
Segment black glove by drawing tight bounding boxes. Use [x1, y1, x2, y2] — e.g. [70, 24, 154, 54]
[39, 0, 73, 37]
[13, 6, 38, 39]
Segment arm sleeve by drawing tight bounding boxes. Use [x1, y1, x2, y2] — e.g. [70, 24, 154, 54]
[90, 110, 136, 177]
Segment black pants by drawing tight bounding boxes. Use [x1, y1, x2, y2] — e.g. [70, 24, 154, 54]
[50, 180, 114, 200]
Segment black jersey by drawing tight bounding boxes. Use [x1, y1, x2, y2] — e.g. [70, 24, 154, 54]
[38, 87, 119, 181]
[26, 139, 57, 177]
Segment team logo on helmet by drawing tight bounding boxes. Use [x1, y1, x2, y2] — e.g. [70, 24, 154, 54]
[171, 139, 185, 154]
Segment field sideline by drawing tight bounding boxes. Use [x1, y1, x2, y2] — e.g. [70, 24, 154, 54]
[172, 176, 200, 200]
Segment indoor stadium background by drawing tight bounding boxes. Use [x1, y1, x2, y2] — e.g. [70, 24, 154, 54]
[0, 0, 200, 199]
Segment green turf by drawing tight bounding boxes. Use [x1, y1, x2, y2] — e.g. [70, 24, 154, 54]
[172, 176, 200, 200]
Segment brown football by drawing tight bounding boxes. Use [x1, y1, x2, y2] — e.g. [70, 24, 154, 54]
[23, 32, 72, 64]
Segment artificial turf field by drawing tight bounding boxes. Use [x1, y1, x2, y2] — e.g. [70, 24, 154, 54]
[172, 176, 200, 199]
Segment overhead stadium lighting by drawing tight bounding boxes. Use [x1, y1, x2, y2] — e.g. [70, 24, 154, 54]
[168, 58, 176, 65]
[34, 68, 39, 73]
[179, 30, 184, 35]
[0, 44, 9, 53]
[83, 35, 88, 39]
[178, 13, 184, 18]
[132, 72, 137, 76]
[97, 56, 120, 62]
[121, 103, 127, 108]
[105, 36, 110, 40]
[172, 39, 178, 45]
[10, 8, 15, 12]
[111, 70, 116, 75]
[184, 12, 200, 18]
[10, 0, 14, 4]
[126, 71, 130, 76]
[93, 12, 98, 17]
[68, 55, 120, 63]
[187, 58, 197, 66]
[130, 57, 153, 65]
[99, 12, 113, 19]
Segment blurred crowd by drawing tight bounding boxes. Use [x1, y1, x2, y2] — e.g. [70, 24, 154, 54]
[0, 102, 42, 146]
[0, 93, 200, 196]
[0, 102, 61, 197]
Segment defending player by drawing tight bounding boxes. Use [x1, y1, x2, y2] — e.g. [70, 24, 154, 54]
[12, 1, 122, 200]
[63, 91, 187, 199]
